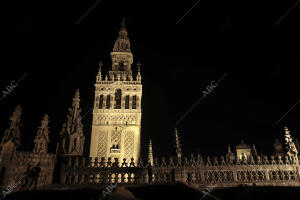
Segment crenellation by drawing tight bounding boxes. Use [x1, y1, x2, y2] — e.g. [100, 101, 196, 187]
[183, 157, 189, 167]
[129, 157, 135, 167]
[161, 157, 167, 167]
[190, 154, 196, 167]
[121, 158, 128, 167]
[221, 156, 226, 165]
[285, 155, 290, 165]
[213, 157, 219, 166]
[263, 156, 269, 165]
[206, 156, 212, 166]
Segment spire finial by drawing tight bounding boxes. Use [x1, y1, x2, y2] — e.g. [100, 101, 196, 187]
[33, 114, 50, 153]
[136, 62, 142, 82]
[97, 62, 103, 82]
[228, 145, 232, 153]
[137, 62, 141, 72]
[121, 17, 126, 29]
[98, 61, 103, 70]
[1, 105, 22, 147]
[43, 114, 49, 121]
[148, 139, 154, 166]
[75, 89, 80, 99]
[72, 89, 80, 109]
[284, 126, 298, 159]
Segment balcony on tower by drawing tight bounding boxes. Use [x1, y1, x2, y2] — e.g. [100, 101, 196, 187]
[110, 139, 121, 153]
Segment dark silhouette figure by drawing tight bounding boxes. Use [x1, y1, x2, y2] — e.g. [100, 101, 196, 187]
[147, 165, 153, 183]
[20, 164, 31, 190]
[0, 167, 6, 185]
[28, 162, 41, 190]
[171, 168, 176, 182]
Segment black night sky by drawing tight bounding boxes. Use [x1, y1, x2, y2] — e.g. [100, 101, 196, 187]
[2, 0, 300, 159]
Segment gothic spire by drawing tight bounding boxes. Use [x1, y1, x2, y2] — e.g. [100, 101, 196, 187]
[33, 114, 50, 153]
[58, 89, 85, 156]
[67, 89, 82, 133]
[173, 128, 182, 160]
[1, 105, 22, 147]
[148, 139, 154, 166]
[284, 126, 298, 158]
[68, 89, 84, 135]
[228, 145, 232, 153]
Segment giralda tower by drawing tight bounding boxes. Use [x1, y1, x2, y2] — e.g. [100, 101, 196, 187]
[89, 20, 142, 163]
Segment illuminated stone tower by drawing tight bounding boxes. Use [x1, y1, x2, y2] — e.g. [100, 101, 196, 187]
[89, 19, 142, 163]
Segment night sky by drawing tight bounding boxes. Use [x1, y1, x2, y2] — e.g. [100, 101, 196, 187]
[2, 0, 300, 159]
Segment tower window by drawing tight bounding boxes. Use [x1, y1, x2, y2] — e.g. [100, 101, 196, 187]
[106, 95, 111, 109]
[132, 95, 137, 109]
[115, 89, 122, 109]
[99, 95, 104, 109]
[125, 95, 129, 109]
[119, 62, 124, 71]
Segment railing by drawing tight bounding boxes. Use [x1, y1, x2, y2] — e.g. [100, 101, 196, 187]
[60, 155, 300, 187]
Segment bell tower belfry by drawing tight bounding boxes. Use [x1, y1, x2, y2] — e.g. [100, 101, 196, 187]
[89, 19, 142, 163]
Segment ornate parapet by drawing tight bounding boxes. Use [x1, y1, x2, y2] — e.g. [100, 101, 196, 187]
[60, 156, 145, 184]
[59, 155, 300, 187]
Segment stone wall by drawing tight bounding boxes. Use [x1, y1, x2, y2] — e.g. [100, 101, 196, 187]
[0, 151, 56, 191]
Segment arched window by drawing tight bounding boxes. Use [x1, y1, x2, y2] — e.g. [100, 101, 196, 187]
[115, 89, 122, 109]
[99, 95, 103, 109]
[106, 95, 111, 109]
[125, 95, 129, 109]
[132, 95, 137, 109]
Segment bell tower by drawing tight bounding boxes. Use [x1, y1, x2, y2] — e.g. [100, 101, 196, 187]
[89, 19, 142, 163]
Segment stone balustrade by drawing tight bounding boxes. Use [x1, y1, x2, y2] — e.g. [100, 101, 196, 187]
[60, 155, 300, 187]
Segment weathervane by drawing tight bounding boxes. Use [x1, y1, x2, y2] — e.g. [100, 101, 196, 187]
[121, 17, 126, 28]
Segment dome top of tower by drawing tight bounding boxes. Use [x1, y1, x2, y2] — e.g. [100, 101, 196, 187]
[113, 18, 131, 52]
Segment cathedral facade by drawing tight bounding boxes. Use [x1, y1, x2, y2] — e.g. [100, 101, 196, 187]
[89, 20, 142, 162]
